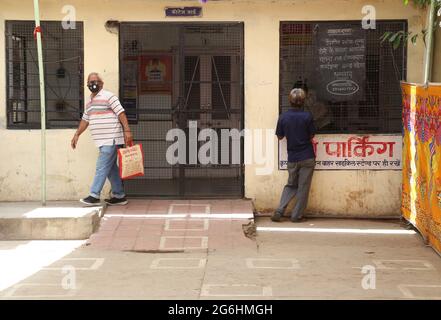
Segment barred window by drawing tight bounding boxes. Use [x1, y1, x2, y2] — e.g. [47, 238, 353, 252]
[6, 20, 84, 129]
[279, 20, 407, 133]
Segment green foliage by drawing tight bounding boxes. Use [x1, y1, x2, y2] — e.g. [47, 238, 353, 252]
[404, 0, 434, 8]
[381, 0, 440, 48]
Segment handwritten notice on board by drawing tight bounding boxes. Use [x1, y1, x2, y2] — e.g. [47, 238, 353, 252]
[315, 24, 366, 101]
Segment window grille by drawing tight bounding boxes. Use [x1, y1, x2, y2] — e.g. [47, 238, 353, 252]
[6, 20, 84, 129]
[279, 20, 407, 133]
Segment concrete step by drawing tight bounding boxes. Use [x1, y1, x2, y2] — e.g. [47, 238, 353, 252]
[0, 202, 103, 240]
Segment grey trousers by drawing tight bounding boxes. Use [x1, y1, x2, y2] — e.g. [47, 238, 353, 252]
[276, 158, 316, 219]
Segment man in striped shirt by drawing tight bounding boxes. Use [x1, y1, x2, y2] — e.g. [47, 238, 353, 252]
[71, 72, 133, 206]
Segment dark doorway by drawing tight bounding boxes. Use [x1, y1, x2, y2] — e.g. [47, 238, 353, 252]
[119, 23, 244, 198]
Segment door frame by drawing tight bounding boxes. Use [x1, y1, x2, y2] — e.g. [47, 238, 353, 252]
[119, 22, 245, 199]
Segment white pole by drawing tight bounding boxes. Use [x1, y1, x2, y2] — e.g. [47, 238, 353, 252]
[423, 0, 437, 84]
[33, 0, 46, 206]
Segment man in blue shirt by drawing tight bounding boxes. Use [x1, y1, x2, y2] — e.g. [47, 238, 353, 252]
[272, 88, 316, 222]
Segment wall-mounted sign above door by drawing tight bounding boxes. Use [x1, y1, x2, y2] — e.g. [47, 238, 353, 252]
[165, 7, 203, 17]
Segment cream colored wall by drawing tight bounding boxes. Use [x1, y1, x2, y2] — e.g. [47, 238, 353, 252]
[0, 0, 428, 216]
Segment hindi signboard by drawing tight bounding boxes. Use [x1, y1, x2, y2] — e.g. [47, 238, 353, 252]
[314, 24, 366, 101]
[165, 7, 202, 17]
[279, 135, 402, 170]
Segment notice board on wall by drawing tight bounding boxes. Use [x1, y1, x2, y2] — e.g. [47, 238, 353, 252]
[314, 23, 366, 101]
[278, 134, 402, 171]
[138, 55, 173, 94]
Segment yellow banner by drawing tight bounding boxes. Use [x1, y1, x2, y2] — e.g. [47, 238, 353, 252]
[401, 82, 441, 254]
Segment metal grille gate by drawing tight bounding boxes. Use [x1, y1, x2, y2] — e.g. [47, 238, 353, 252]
[119, 23, 244, 198]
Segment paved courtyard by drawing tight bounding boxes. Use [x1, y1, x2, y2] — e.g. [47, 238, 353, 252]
[86, 199, 254, 252]
[1, 199, 441, 299]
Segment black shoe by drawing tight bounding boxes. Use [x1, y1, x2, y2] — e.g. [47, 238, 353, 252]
[80, 196, 101, 206]
[290, 216, 307, 223]
[104, 197, 128, 206]
[271, 212, 282, 222]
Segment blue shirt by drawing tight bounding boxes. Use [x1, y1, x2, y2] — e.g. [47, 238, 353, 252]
[276, 109, 316, 162]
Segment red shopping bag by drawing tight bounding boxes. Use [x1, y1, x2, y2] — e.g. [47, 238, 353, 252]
[118, 143, 144, 180]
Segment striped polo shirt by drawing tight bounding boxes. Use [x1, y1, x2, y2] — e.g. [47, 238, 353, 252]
[82, 89, 125, 147]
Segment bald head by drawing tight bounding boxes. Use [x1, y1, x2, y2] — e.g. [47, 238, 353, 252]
[288, 88, 306, 108]
[87, 72, 103, 83]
